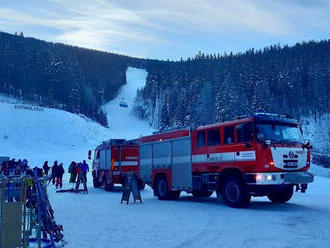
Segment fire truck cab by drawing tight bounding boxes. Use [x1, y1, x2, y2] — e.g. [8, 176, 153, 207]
[139, 113, 314, 207]
[89, 139, 145, 191]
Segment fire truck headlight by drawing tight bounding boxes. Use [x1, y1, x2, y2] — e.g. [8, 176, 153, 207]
[266, 175, 272, 180]
[256, 174, 263, 181]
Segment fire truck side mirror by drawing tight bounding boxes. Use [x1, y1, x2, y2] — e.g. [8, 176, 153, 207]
[303, 140, 313, 150]
[263, 139, 271, 148]
[88, 150, 92, 160]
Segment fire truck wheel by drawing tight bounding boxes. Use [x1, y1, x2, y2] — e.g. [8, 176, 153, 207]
[267, 185, 293, 203]
[104, 182, 114, 192]
[155, 175, 172, 200]
[221, 176, 251, 208]
[192, 191, 213, 198]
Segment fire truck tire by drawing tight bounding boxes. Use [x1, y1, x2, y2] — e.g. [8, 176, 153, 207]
[192, 191, 213, 198]
[221, 176, 251, 208]
[267, 185, 293, 203]
[155, 175, 173, 200]
[104, 182, 114, 192]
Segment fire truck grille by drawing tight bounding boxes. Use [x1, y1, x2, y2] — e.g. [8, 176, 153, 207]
[283, 160, 298, 168]
[283, 154, 298, 158]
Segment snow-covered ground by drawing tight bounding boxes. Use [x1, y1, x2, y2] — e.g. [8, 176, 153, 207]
[50, 175, 330, 248]
[1, 68, 330, 248]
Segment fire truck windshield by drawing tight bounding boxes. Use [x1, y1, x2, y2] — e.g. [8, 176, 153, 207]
[255, 123, 303, 144]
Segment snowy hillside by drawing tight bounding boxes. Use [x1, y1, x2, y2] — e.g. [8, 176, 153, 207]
[0, 95, 112, 165]
[0, 67, 153, 165]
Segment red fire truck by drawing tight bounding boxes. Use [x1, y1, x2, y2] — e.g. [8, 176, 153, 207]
[89, 139, 145, 191]
[138, 113, 314, 207]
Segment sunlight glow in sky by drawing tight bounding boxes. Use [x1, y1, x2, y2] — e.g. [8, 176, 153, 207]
[0, 0, 329, 60]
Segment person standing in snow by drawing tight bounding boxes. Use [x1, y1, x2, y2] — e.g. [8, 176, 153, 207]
[43, 161, 50, 175]
[1, 160, 7, 174]
[22, 159, 29, 171]
[56, 163, 65, 189]
[8, 158, 16, 175]
[81, 160, 89, 183]
[75, 163, 87, 193]
[14, 162, 21, 175]
[68, 161, 77, 185]
[50, 161, 59, 185]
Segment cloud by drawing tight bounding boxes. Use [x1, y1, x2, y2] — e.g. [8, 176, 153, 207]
[0, 0, 329, 59]
[137, 0, 288, 35]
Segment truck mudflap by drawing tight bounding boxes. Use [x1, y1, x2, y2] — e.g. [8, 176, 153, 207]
[245, 171, 314, 185]
[283, 171, 314, 184]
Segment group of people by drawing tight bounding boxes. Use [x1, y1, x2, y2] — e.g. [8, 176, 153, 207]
[1, 158, 90, 192]
[44, 160, 89, 192]
[43, 161, 65, 189]
[1, 158, 30, 176]
[68, 160, 89, 192]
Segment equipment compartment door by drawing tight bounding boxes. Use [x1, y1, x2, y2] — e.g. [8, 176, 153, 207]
[100, 149, 111, 170]
[171, 137, 192, 191]
[139, 144, 152, 184]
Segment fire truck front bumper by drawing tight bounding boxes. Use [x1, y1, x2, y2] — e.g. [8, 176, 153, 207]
[244, 171, 314, 186]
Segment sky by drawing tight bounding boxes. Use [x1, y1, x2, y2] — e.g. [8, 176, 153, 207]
[0, 0, 329, 60]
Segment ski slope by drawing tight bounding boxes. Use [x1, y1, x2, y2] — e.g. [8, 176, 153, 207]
[102, 67, 154, 139]
[0, 96, 112, 165]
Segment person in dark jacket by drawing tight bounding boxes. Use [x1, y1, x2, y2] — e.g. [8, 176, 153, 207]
[81, 160, 89, 183]
[68, 161, 77, 184]
[1, 161, 7, 174]
[75, 163, 87, 193]
[51, 161, 59, 185]
[56, 163, 65, 189]
[43, 161, 50, 175]
[21, 159, 29, 171]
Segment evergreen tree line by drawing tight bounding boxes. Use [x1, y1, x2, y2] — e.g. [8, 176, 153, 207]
[134, 41, 330, 130]
[0, 32, 148, 126]
[1, 31, 330, 132]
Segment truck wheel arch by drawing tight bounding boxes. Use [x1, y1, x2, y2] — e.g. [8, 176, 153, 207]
[217, 168, 251, 208]
[218, 168, 245, 190]
[153, 173, 167, 190]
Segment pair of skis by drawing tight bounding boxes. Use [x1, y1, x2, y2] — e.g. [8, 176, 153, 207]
[33, 169, 66, 247]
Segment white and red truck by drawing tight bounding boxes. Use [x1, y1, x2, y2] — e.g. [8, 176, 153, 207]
[89, 139, 145, 191]
[138, 113, 314, 207]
